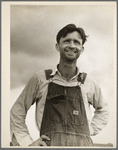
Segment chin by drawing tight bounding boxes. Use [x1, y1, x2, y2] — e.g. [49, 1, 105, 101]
[61, 53, 78, 62]
[66, 57, 76, 62]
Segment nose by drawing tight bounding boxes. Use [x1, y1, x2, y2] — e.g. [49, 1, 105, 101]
[69, 41, 76, 49]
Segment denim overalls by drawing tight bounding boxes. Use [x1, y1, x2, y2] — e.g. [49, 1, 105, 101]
[40, 70, 93, 146]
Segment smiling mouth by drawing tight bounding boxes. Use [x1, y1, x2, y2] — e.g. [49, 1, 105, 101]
[65, 51, 75, 57]
[65, 49, 78, 53]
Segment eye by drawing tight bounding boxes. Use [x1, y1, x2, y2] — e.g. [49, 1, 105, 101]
[74, 40, 80, 45]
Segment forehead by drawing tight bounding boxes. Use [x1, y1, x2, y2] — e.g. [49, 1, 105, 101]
[62, 31, 82, 40]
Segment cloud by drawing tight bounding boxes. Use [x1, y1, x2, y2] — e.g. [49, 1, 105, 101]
[10, 4, 115, 90]
[10, 52, 59, 89]
[10, 5, 114, 56]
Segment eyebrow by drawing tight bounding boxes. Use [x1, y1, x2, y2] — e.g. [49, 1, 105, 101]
[64, 39, 71, 42]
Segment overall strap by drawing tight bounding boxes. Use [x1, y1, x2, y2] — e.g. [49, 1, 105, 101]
[45, 69, 53, 80]
[45, 69, 87, 83]
[77, 72, 87, 84]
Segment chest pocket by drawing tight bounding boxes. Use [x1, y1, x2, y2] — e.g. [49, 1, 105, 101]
[46, 94, 65, 123]
[46, 87, 85, 126]
[44, 70, 87, 126]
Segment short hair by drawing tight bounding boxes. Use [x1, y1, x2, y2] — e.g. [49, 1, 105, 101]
[56, 24, 88, 45]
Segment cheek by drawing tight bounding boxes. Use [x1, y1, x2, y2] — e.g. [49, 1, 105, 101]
[61, 45, 67, 50]
[58, 44, 65, 50]
[76, 51, 81, 58]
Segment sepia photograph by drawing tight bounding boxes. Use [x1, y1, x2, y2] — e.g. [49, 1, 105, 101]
[2, 1, 117, 148]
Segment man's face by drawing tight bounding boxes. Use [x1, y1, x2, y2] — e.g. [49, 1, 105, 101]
[56, 31, 84, 63]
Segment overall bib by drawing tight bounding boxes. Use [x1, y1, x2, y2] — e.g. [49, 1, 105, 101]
[40, 72, 93, 146]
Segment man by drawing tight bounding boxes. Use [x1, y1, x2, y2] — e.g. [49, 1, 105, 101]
[10, 24, 109, 146]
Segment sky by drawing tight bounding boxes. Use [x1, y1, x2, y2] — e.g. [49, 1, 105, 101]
[10, 2, 116, 146]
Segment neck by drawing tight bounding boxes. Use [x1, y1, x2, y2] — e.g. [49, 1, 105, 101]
[58, 59, 77, 81]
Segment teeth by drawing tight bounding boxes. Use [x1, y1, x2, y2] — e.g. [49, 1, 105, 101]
[65, 48, 78, 53]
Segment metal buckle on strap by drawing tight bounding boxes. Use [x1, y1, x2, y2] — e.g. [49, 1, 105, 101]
[77, 82, 81, 87]
[49, 77, 53, 82]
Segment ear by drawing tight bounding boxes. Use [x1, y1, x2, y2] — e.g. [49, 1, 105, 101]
[80, 47, 84, 54]
[55, 43, 59, 52]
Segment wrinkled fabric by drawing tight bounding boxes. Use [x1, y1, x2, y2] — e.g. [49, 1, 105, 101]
[40, 82, 92, 146]
[10, 67, 109, 146]
[45, 132, 93, 146]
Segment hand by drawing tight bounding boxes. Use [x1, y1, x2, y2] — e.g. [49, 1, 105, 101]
[29, 135, 50, 146]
